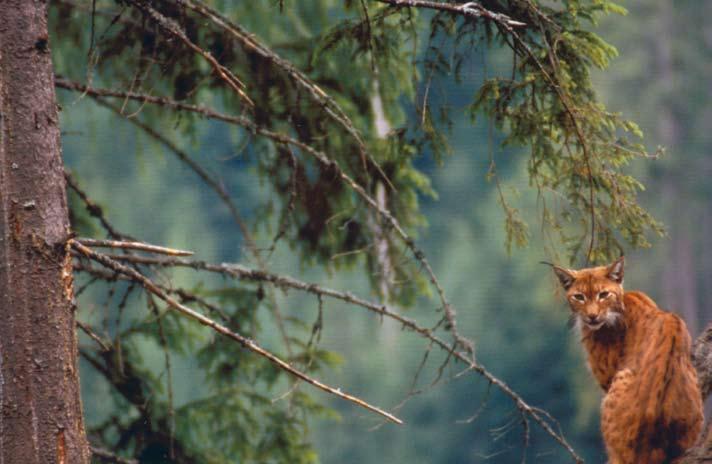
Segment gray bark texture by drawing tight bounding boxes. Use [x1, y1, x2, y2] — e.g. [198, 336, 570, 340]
[683, 325, 712, 462]
[0, 1, 90, 463]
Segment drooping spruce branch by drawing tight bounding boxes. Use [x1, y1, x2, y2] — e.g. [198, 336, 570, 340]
[70, 239, 403, 425]
[56, 79, 474, 359]
[376, 0, 598, 262]
[77, 251, 583, 463]
[123, 0, 253, 107]
[89, 96, 299, 358]
[173, 0, 394, 190]
[67, 164, 577, 458]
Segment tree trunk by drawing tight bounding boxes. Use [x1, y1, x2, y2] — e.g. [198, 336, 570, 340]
[654, 0, 702, 339]
[681, 324, 712, 462]
[0, 1, 90, 463]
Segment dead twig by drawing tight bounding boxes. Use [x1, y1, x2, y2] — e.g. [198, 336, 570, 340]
[375, 0, 527, 28]
[90, 445, 138, 464]
[77, 238, 193, 256]
[76, 320, 112, 352]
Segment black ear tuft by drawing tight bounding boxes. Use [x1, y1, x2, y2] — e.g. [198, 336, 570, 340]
[607, 255, 625, 284]
[552, 266, 576, 290]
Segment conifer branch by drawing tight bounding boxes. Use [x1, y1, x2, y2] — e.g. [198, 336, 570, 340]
[501, 23, 599, 263]
[123, 0, 254, 107]
[56, 79, 474, 359]
[172, 0, 394, 190]
[70, 239, 403, 425]
[84, 252, 581, 462]
[378, 0, 600, 262]
[59, 52, 579, 459]
[88, 95, 296, 358]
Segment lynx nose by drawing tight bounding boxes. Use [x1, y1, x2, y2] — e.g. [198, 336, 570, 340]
[585, 314, 601, 324]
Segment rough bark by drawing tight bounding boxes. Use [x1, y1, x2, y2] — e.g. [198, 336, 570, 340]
[0, 1, 90, 463]
[678, 325, 712, 463]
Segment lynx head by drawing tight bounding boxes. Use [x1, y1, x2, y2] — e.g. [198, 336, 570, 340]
[551, 256, 625, 331]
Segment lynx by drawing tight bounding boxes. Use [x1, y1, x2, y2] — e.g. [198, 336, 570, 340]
[552, 256, 703, 464]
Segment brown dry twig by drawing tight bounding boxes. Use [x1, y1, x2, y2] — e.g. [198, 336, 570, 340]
[76, 238, 193, 256]
[90, 445, 138, 464]
[375, 0, 526, 28]
[76, 319, 112, 352]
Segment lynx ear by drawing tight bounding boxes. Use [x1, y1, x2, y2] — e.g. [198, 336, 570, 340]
[552, 266, 576, 290]
[606, 256, 624, 284]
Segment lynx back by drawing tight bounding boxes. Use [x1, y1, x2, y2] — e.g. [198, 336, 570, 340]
[552, 257, 702, 464]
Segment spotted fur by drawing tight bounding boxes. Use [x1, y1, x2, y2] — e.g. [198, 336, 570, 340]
[553, 257, 703, 464]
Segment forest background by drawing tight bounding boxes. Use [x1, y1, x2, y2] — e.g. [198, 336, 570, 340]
[49, 1, 712, 463]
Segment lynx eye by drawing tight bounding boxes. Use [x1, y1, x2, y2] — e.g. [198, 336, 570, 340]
[598, 291, 611, 300]
[571, 293, 586, 303]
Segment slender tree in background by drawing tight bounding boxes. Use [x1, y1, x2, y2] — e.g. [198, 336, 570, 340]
[597, 0, 712, 342]
[2, 0, 712, 462]
[0, 1, 90, 462]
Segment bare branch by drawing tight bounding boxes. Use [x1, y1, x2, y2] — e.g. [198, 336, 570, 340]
[76, 320, 112, 352]
[77, 238, 193, 256]
[73, 260, 234, 326]
[375, 0, 527, 28]
[65, 169, 129, 240]
[56, 79, 247, 125]
[70, 239, 403, 425]
[90, 446, 138, 464]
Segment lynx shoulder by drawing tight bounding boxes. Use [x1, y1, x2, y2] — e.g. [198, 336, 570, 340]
[552, 257, 703, 464]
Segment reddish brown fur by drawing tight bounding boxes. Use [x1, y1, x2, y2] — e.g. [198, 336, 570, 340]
[554, 258, 703, 464]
